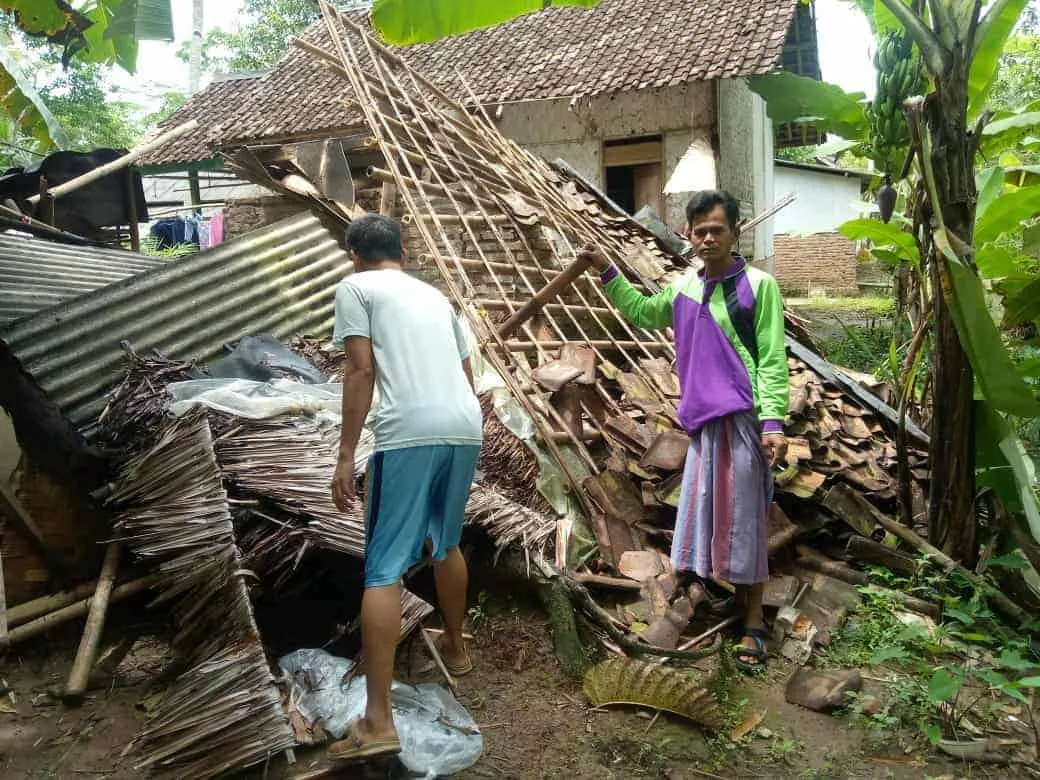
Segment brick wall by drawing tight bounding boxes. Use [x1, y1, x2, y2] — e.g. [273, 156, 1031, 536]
[772, 233, 858, 296]
[224, 196, 309, 239]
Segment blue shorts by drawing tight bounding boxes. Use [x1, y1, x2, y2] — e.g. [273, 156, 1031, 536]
[363, 444, 480, 587]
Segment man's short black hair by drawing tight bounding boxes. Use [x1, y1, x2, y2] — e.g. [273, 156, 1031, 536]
[685, 190, 741, 230]
[345, 214, 404, 263]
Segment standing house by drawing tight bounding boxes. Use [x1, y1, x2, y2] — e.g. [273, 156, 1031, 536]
[140, 0, 822, 268]
[772, 160, 873, 295]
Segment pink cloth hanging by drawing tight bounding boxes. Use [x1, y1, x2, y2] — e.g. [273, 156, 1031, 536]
[209, 209, 224, 247]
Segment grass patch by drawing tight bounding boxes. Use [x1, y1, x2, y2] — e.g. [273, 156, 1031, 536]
[817, 322, 892, 375]
[788, 296, 895, 316]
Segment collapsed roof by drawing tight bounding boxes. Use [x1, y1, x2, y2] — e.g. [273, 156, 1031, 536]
[140, 0, 802, 169]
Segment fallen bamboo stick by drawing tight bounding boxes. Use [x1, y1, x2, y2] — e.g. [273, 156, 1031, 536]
[5, 573, 160, 646]
[496, 339, 672, 353]
[795, 547, 942, 620]
[825, 485, 1032, 627]
[366, 166, 500, 211]
[7, 579, 99, 627]
[28, 121, 199, 205]
[573, 572, 644, 591]
[64, 542, 121, 703]
[420, 627, 457, 692]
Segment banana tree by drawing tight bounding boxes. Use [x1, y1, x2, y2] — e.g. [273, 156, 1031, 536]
[370, 0, 600, 44]
[752, 0, 1040, 567]
[0, 0, 174, 152]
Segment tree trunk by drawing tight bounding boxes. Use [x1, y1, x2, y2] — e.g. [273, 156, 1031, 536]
[925, 54, 977, 567]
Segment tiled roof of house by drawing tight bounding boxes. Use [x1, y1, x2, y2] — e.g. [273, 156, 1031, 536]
[140, 0, 799, 168]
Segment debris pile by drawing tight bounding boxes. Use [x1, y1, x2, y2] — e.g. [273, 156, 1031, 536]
[5, 5, 1037, 779]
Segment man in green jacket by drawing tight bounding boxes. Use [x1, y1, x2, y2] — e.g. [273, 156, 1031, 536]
[580, 190, 789, 672]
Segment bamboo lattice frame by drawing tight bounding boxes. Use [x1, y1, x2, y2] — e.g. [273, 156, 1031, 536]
[306, 3, 685, 520]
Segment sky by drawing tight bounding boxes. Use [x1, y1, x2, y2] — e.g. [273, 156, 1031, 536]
[112, 0, 879, 111]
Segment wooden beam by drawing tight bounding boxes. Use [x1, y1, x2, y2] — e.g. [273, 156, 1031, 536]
[497, 256, 594, 339]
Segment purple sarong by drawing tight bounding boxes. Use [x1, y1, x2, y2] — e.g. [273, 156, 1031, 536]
[671, 410, 771, 585]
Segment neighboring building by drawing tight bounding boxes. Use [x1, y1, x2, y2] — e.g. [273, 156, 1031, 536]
[140, 0, 823, 268]
[771, 159, 872, 295]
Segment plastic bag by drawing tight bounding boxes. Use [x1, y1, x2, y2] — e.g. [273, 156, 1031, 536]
[279, 648, 483, 778]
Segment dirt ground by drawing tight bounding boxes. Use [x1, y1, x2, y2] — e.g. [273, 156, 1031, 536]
[0, 576, 990, 780]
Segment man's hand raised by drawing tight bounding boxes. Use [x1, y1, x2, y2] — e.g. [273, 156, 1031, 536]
[577, 243, 611, 273]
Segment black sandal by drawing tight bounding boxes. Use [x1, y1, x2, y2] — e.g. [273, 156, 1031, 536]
[733, 627, 770, 674]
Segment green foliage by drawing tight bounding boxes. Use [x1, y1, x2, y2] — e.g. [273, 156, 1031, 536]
[748, 71, 869, 141]
[990, 33, 1040, 114]
[839, 217, 920, 264]
[140, 90, 186, 130]
[969, 0, 1034, 120]
[818, 321, 892, 376]
[181, 0, 323, 73]
[827, 573, 1040, 743]
[370, 0, 600, 44]
[0, 28, 71, 151]
[0, 0, 172, 152]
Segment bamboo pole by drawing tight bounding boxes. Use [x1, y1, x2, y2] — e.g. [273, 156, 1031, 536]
[497, 256, 595, 339]
[27, 120, 199, 205]
[5, 573, 160, 646]
[317, 2, 602, 504]
[7, 579, 99, 626]
[64, 542, 122, 702]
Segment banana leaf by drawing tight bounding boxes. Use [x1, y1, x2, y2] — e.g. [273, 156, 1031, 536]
[1006, 276, 1040, 323]
[976, 400, 1040, 544]
[981, 111, 1040, 157]
[975, 184, 1040, 245]
[371, 0, 600, 44]
[838, 217, 920, 263]
[969, 0, 1032, 120]
[942, 250, 1040, 418]
[975, 166, 1006, 223]
[106, 0, 175, 43]
[748, 71, 869, 141]
[0, 32, 70, 150]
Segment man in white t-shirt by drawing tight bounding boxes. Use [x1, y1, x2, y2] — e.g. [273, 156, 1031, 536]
[329, 214, 483, 763]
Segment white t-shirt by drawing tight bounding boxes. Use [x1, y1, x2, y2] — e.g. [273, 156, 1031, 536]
[332, 269, 483, 452]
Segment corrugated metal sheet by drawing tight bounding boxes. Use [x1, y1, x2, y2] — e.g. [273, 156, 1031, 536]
[1, 212, 351, 427]
[0, 233, 164, 327]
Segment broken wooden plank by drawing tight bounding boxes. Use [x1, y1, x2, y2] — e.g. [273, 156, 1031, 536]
[845, 535, 919, 578]
[821, 483, 881, 537]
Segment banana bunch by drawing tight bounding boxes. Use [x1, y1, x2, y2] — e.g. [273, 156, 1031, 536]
[869, 31, 927, 174]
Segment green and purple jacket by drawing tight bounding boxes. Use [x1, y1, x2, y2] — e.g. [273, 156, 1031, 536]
[602, 256, 789, 435]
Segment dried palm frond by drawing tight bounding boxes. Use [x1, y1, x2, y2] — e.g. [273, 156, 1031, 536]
[583, 656, 725, 732]
[97, 349, 195, 446]
[213, 418, 373, 558]
[107, 410, 294, 778]
[466, 483, 556, 560]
